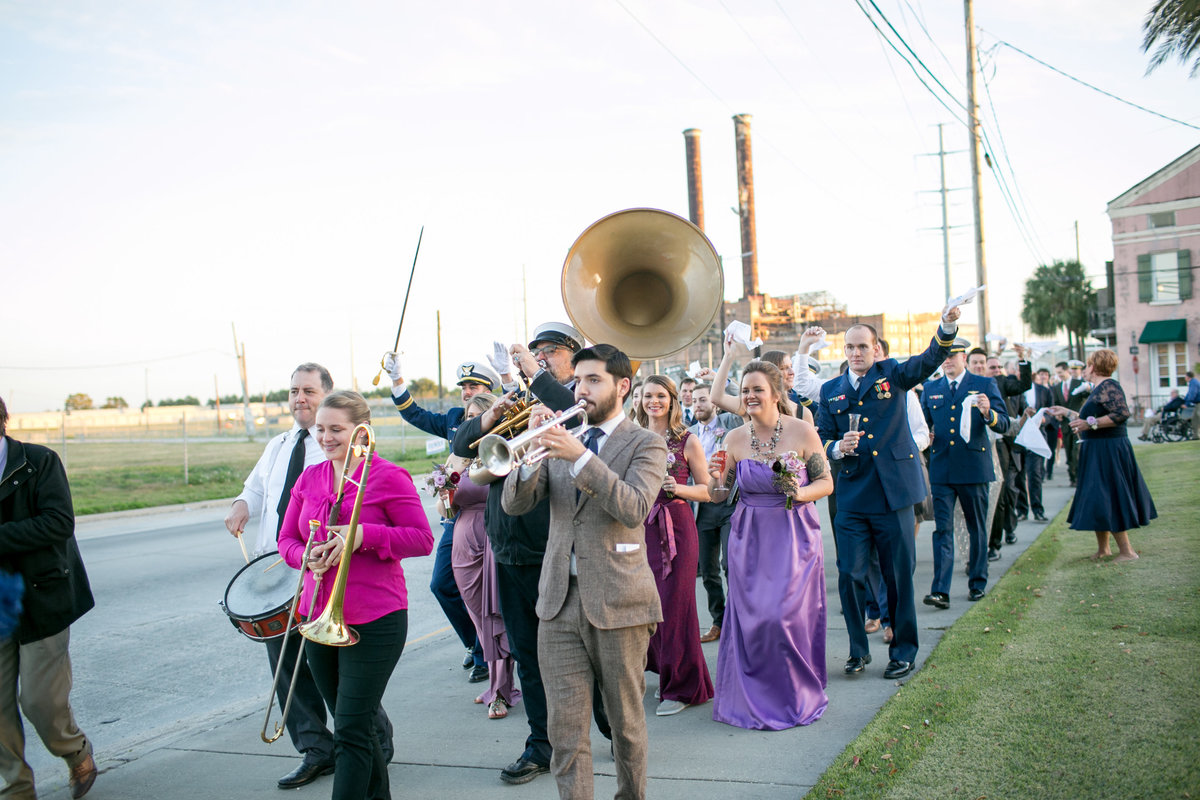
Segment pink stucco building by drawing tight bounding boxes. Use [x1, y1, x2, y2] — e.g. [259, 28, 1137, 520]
[1106, 144, 1200, 414]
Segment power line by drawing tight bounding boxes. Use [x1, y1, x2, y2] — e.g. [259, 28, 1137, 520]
[982, 32, 1200, 132]
[851, 0, 968, 127]
[862, 0, 966, 113]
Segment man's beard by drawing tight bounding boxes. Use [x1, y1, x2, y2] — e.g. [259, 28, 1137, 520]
[583, 388, 619, 423]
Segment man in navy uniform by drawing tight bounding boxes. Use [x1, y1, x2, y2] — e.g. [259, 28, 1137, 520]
[384, 353, 502, 681]
[816, 303, 960, 681]
[921, 339, 1009, 607]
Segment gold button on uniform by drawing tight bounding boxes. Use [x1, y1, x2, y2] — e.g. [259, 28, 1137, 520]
[950, 440, 956, 446]
[858, 400, 864, 406]
[867, 434, 874, 439]
[863, 417, 869, 422]
[872, 450, 878, 456]
[950, 429, 955, 434]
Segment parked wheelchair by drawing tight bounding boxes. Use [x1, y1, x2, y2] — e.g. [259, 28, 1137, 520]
[1148, 405, 1196, 443]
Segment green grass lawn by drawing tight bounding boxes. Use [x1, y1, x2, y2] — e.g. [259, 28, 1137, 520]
[52, 440, 449, 515]
[807, 441, 1200, 800]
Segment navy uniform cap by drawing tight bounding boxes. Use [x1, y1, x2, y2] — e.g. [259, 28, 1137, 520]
[1067, 359, 1085, 368]
[455, 361, 501, 390]
[948, 338, 971, 354]
[529, 322, 585, 353]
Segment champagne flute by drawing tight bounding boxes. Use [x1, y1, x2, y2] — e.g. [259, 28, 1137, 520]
[848, 413, 861, 433]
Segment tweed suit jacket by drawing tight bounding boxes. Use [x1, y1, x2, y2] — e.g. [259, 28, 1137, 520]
[502, 418, 666, 630]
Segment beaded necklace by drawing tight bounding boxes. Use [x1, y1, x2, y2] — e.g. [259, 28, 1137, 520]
[749, 417, 783, 462]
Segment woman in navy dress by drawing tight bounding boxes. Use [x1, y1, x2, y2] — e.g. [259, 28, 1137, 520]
[1049, 349, 1156, 562]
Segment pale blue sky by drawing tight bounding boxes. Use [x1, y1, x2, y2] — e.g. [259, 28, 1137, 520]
[2, 0, 1195, 411]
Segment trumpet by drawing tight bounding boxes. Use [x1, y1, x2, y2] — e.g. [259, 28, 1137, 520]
[473, 400, 589, 481]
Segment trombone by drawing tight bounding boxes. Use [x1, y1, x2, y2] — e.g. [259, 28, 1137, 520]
[473, 400, 589, 481]
[260, 423, 376, 743]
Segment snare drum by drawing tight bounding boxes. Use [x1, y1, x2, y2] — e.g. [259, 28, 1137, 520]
[220, 553, 302, 641]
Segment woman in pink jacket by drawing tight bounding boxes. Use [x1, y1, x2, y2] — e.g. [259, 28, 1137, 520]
[280, 390, 433, 800]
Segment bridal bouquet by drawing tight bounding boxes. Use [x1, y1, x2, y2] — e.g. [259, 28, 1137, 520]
[771, 450, 804, 510]
[423, 462, 461, 502]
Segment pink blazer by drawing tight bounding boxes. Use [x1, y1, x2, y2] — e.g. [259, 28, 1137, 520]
[279, 456, 434, 625]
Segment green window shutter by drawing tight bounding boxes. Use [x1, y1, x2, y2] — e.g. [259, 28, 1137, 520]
[1178, 249, 1193, 300]
[1138, 254, 1153, 302]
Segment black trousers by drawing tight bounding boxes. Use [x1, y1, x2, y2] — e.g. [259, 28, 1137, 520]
[694, 502, 734, 628]
[1020, 453, 1045, 517]
[265, 630, 334, 764]
[989, 442, 1020, 549]
[305, 610, 407, 800]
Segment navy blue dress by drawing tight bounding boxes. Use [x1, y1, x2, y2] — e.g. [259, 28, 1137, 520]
[1067, 379, 1157, 532]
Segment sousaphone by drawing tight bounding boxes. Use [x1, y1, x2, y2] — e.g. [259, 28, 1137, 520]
[561, 208, 724, 361]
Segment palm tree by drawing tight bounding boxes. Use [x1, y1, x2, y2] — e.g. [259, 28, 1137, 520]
[1021, 260, 1095, 361]
[1142, 0, 1200, 77]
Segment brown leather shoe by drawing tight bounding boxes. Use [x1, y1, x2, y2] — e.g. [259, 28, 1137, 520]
[699, 625, 721, 643]
[864, 618, 881, 634]
[70, 754, 97, 799]
[882, 626, 894, 644]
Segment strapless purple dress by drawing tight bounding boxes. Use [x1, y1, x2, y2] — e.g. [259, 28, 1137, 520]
[713, 459, 828, 730]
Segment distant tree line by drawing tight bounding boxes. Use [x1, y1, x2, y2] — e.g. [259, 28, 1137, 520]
[63, 379, 456, 414]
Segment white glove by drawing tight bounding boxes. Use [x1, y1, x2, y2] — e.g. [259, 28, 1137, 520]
[1071, 382, 1091, 396]
[489, 342, 510, 374]
[383, 352, 402, 382]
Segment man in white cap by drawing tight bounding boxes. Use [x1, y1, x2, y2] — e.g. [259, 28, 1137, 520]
[384, 353, 501, 681]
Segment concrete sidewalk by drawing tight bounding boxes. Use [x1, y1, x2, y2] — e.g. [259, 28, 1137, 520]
[38, 477, 1076, 799]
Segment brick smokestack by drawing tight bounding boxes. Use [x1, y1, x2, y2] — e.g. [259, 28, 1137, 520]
[683, 128, 704, 231]
[733, 113, 758, 299]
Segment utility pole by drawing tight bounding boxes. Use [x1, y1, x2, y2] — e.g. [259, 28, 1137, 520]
[917, 123, 967, 301]
[965, 0, 989, 337]
[436, 310, 444, 404]
[1074, 220, 1081, 264]
[232, 323, 253, 436]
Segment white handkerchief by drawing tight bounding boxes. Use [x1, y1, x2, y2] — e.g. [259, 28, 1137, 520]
[960, 393, 981, 443]
[724, 320, 763, 350]
[615, 543, 641, 553]
[947, 284, 986, 308]
[1017, 340, 1058, 357]
[1071, 382, 1092, 397]
[1015, 409, 1052, 459]
[687, 360, 703, 378]
[985, 332, 1006, 343]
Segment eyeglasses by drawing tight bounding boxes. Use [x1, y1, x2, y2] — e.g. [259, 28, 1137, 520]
[530, 344, 563, 358]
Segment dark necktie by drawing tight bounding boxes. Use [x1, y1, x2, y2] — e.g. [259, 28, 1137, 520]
[577, 428, 603, 502]
[949, 380, 958, 396]
[276, 429, 309, 538]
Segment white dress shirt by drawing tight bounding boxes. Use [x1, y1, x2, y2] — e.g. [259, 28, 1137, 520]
[236, 424, 325, 557]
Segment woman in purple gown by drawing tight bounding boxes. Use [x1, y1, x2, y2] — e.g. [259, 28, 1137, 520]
[635, 375, 714, 716]
[447, 395, 521, 719]
[707, 361, 833, 730]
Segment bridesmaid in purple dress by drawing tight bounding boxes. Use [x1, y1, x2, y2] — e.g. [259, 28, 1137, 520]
[635, 375, 714, 717]
[707, 361, 833, 730]
[446, 396, 521, 719]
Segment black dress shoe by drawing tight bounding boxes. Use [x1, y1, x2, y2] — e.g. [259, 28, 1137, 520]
[968, 588, 986, 601]
[843, 654, 872, 674]
[500, 756, 550, 785]
[988, 547, 1001, 562]
[468, 663, 489, 683]
[883, 660, 914, 679]
[1034, 513, 1048, 522]
[923, 592, 950, 609]
[278, 761, 334, 789]
[1005, 531, 1018, 545]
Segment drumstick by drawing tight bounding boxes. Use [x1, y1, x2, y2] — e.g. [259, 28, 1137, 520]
[262, 557, 285, 573]
[235, 530, 250, 564]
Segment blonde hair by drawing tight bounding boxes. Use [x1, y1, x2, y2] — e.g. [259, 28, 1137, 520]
[320, 390, 371, 426]
[466, 393, 497, 417]
[1088, 349, 1118, 377]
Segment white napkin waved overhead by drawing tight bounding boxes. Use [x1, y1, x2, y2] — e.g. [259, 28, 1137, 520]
[724, 320, 763, 350]
[947, 285, 986, 308]
[1015, 409, 1052, 459]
